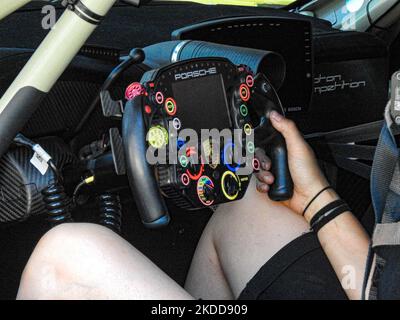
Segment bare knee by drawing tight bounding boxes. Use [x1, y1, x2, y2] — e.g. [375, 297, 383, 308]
[204, 178, 309, 296]
[17, 223, 120, 299]
[212, 177, 308, 237]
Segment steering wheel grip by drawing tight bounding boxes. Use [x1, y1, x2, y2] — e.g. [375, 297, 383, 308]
[253, 75, 293, 202]
[267, 132, 293, 201]
[122, 97, 170, 228]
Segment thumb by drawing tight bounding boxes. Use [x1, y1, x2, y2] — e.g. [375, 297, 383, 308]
[269, 111, 305, 150]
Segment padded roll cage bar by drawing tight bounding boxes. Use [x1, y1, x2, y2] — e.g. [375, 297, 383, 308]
[0, 0, 117, 159]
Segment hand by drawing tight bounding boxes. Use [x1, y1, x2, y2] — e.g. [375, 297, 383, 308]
[255, 111, 340, 222]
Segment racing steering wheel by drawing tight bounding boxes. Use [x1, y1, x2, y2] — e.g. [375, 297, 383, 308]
[122, 58, 293, 228]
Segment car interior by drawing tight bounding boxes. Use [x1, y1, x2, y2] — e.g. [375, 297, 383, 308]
[0, 0, 399, 300]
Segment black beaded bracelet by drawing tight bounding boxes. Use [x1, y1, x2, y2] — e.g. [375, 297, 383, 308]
[310, 199, 350, 233]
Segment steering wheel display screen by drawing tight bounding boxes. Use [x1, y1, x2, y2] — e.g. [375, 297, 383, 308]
[172, 74, 232, 133]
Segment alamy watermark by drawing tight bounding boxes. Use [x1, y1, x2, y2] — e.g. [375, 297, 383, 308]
[341, 265, 357, 291]
[146, 123, 255, 176]
[37, 0, 66, 30]
[41, 4, 57, 30]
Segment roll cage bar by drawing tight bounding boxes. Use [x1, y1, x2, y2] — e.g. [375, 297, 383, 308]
[0, 0, 118, 159]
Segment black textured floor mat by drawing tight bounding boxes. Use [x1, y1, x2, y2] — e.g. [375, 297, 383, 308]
[0, 216, 50, 300]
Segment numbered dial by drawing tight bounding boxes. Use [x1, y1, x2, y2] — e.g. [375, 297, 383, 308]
[197, 176, 216, 206]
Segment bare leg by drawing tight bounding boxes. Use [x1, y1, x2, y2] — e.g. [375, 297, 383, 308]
[17, 223, 193, 300]
[185, 177, 309, 299]
[18, 178, 308, 300]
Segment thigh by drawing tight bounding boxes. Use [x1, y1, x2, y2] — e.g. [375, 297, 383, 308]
[18, 223, 193, 300]
[186, 177, 309, 299]
[238, 232, 348, 300]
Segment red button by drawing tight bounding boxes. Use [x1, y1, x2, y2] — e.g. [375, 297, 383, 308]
[181, 173, 190, 186]
[155, 92, 164, 104]
[125, 82, 145, 100]
[246, 75, 255, 88]
[186, 146, 196, 157]
[252, 158, 261, 171]
[239, 84, 250, 102]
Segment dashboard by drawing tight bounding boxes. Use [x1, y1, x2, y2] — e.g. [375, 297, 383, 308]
[172, 16, 314, 114]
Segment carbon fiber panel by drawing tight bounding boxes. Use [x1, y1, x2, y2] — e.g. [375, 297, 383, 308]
[0, 138, 77, 224]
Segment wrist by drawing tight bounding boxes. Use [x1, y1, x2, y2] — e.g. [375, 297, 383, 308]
[304, 188, 340, 223]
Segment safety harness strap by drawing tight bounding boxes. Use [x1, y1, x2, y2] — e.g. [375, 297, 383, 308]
[364, 101, 400, 300]
[370, 108, 399, 224]
[306, 119, 400, 181]
[373, 222, 400, 248]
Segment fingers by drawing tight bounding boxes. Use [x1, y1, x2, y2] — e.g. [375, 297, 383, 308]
[256, 170, 274, 184]
[255, 148, 271, 171]
[255, 170, 274, 194]
[255, 148, 274, 194]
[256, 180, 269, 193]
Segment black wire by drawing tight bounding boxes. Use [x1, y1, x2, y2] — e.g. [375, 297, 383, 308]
[49, 160, 62, 184]
[284, 0, 312, 11]
[367, 0, 388, 31]
[367, 0, 400, 32]
[13, 133, 62, 183]
[71, 54, 144, 137]
[70, 56, 134, 136]
[69, 48, 145, 142]
[13, 133, 35, 148]
[0, 51, 34, 63]
[72, 180, 88, 205]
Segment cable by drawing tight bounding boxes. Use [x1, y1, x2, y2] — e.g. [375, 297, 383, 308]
[72, 176, 95, 205]
[70, 48, 145, 138]
[13, 133, 35, 148]
[366, 0, 400, 32]
[367, 0, 387, 31]
[98, 193, 123, 234]
[13, 133, 73, 225]
[285, 0, 314, 11]
[42, 182, 72, 225]
[13, 133, 62, 182]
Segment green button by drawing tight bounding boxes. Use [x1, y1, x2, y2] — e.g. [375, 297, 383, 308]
[240, 105, 248, 117]
[179, 155, 189, 168]
[247, 141, 255, 154]
[167, 101, 174, 111]
[165, 98, 177, 115]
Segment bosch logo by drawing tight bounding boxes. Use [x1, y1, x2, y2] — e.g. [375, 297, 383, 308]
[175, 67, 217, 81]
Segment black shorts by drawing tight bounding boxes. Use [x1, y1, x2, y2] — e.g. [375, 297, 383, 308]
[238, 232, 348, 300]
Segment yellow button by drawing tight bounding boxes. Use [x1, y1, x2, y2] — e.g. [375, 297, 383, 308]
[147, 125, 168, 149]
[244, 123, 252, 136]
